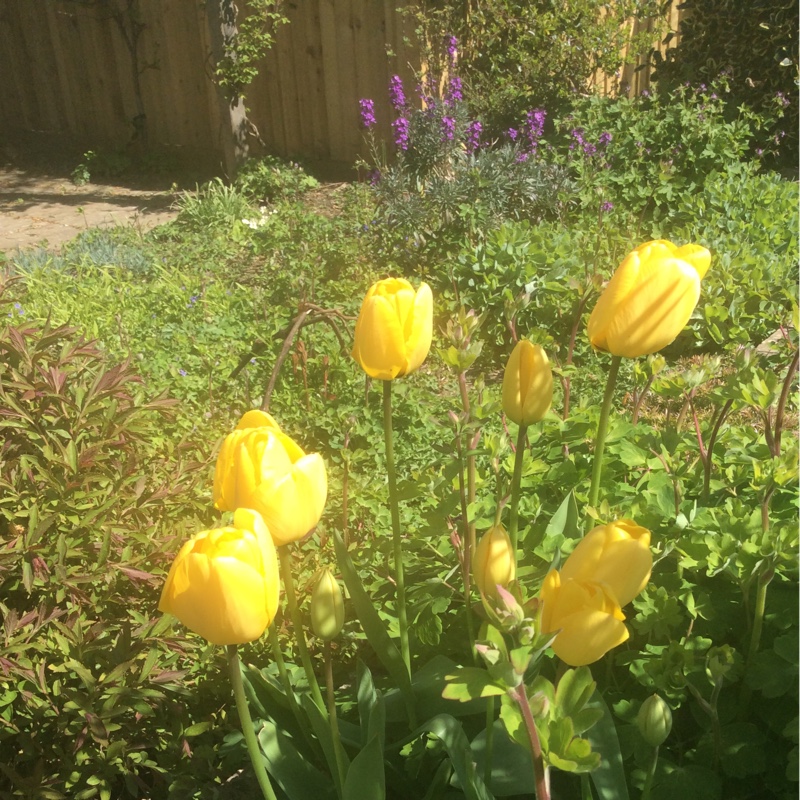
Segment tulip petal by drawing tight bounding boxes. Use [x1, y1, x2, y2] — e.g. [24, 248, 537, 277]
[352, 293, 408, 380]
[551, 608, 629, 666]
[403, 283, 433, 376]
[587, 250, 641, 352]
[674, 244, 711, 279]
[236, 409, 281, 431]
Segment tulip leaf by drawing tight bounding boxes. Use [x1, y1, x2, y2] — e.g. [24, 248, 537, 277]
[343, 734, 385, 800]
[333, 530, 415, 724]
[543, 490, 580, 548]
[357, 660, 386, 752]
[301, 694, 350, 795]
[585, 692, 630, 800]
[415, 714, 495, 800]
[442, 667, 505, 703]
[256, 719, 335, 800]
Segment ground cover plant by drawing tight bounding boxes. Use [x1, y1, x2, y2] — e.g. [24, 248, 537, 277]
[1, 43, 798, 800]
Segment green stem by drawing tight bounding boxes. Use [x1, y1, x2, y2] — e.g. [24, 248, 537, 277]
[383, 379, 410, 674]
[455, 430, 477, 662]
[740, 564, 774, 714]
[588, 355, 622, 511]
[278, 546, 327, 715]
[483, 696, 496, 788]
[512, 683, 549, 800]
[641, 745, 659, 800]
[325, 641, 347, 797]
[268, 622, 304, 724]
[226, 645, 279, 800]
[508, 423, 528, 556]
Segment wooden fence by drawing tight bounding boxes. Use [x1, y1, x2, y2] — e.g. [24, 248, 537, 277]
[0, 1, 683, 171]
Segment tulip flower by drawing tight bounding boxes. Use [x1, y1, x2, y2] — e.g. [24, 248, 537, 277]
[540, 519, 652, 666]
[587, 239, 711, 358]
[352, 277, 433, 380]
[560, 520, 652, 607]
[213, 413, 327, 547]
[502, 340, 553, 426]
[310, 568, 345, 641]
[159, 508, 280, 646]
[473, 524, 516, 599]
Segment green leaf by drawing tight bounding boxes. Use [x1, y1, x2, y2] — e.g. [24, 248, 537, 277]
[442, 668, 505, 703]
[301, 694, 350, 796]
[343, 734, 385, 800]
[545, 490, 580, 541]
[357, 661, 386, 752]
[554, 667, 596, 719]
[586, 692, 629, 800]
[256, 719, 334, 800]
[333, 530, 415, 724]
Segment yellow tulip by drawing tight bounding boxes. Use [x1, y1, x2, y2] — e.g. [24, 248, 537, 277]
[502, 340, 553, 426]
[560, 520, 652, 607]
[587, 239, 711, 358]
[310, 567, 345, 640]
[159, 508, 280, 645]
[352, 277, 433, 380]
[540, 570, 628, 666]
[473, 524, 516, 599]
[213, 413, 327, 547]
[540, 519, 652, 666]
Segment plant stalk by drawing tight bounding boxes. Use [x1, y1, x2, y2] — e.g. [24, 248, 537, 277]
[324, 641, 347, 796]
[455, 431, 477, 660]
[278, 546, 327, 715]
[508, 423, 528, 557]
[383, 379, 411, 674]
[226, 645, 279, 800]
[588, 355, 622, 511]
[641, 745, 659, 800]
[512, 683, 549, 800]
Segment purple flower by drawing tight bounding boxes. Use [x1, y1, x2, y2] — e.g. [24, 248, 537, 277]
[583, 142, 597, 156]
[179, 369, 187, 377]
[13, 302, 24, 315]
[507, 127, 519, 142]
[598, 131, 612, 147]
[466, 120, 482, 153]
[389, 75, 406, 111]
[368, 169, 382, 186]
[441, 115, 456, 141]
[445, 76, 463, 105]
[446, 35, 458, 62]
[600, 201, 614, 213]
[756, 148, 764, 156]
[571, 128, 585, 146]
[515, 151, 529, 163]
[526, 108, 546, 141]
[359, 98, 376, 128]
[393, 116, 410, 150]
[641, 88, 650, 98]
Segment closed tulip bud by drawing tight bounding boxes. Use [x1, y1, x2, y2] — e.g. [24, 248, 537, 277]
[310, 568, 345, 640]
[637, 694, 672, 747]
[502, 340, 553, 426]
[474, 524, 516, 600]
[213, 412, 327, 547]
[159, 508, 280, 645]
[352, 278, 433, 380]
[587, 239, 711, 358]
[540, 569, 629, 666]
[560, 520, 652, 607]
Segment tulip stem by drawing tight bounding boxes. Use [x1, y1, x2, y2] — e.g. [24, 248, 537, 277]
[324, 641, 348, 796]
[508, 423, 528, 557]
[226, 645, 279, 800]
[641, 745, 659, 800]
[383, 379, 411, 675]
[278, 546, 328, 716]
[588, 355, 622, 512]
[512, 682, 550, 800]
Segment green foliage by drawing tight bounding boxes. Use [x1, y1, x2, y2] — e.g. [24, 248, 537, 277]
[234, 156, 320, 203]
[407, 0, 665, 135]
[651, 0, 798, 170]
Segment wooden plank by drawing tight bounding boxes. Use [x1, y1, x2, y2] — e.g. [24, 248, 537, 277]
[44, 1, 78, 135]
[318, 0, 342, 161]
[301, 0, 328, 159]
[274, 2, 302, 157]
[334, 0, 358, 162]
[0, 3, 30, 131]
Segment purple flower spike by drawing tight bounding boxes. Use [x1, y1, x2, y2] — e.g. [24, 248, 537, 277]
[446, 76, 463, 105]
[507, 127, 519, 142]
[441, 115, 456, 142]
[446, 34, 458, 62]
[389, 75, 406, 111]
[466, 120, 482, 153]
[359, 98, 376, 129]
[393, 116, 410, 150]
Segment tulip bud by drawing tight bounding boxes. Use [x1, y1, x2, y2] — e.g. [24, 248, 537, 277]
[637, 694, 672, 748]
[502, 340, 553, 426]
[473, 524, 516, 600]
[310, 568, 345, 641]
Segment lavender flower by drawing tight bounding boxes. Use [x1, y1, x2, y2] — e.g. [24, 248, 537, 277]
[600, 201, 614, 213]
[393, 116, 410, 150]
[389, 75, 406, 111]
[445, 76, 463, 105]
[446, 35, 458, 63]
[441, 115, 456, 142]
[359, 98, 376, 129]
[466, 120, 482, 153]
[507, 127, 519, 142]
